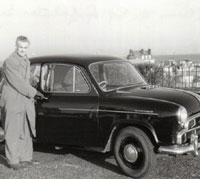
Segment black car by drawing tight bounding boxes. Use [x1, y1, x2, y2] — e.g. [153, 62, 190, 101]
[28, 55, 200, 178]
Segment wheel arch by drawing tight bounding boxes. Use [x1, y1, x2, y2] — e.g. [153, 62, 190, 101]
[102, 121, 159, 153]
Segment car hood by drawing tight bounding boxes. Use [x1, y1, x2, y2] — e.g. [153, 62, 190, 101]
[115, 85, 200, 116]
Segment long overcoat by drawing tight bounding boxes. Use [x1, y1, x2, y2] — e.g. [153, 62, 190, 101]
[1, 51, 37, 138]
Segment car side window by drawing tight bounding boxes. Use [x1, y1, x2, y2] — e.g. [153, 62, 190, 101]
[41, 63, 89, 93]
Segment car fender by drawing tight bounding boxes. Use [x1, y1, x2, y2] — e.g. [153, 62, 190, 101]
[102, 120, 159, 153]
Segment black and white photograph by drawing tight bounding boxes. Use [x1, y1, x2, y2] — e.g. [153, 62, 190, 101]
[0, 0, 200, 178]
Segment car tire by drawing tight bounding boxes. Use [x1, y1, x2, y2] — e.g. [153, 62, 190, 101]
[114, 126, 156, 178]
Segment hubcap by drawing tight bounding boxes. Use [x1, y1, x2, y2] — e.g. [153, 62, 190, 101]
[123, 144, 138, 163]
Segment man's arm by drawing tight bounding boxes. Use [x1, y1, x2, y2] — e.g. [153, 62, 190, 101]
[3, 58, 37, 98]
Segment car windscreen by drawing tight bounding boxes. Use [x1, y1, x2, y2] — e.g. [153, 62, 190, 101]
[90, 60, 147, 91]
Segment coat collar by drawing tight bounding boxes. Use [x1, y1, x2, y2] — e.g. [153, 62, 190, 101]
[12, 51, 28, 62]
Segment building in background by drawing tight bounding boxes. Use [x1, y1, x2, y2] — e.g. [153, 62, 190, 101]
[127, 49, 155, 64]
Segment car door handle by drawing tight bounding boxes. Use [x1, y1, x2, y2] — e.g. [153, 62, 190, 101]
[42, 96, 48, 100]
[36, 96, 48, 101]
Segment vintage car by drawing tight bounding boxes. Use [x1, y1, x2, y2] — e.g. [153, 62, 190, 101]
[12, 55, 200, 178]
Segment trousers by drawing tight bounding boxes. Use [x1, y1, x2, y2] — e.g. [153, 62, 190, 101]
[5, 111, 33, 164]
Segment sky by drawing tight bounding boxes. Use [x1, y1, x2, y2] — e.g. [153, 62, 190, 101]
[0, 0, 200, 60]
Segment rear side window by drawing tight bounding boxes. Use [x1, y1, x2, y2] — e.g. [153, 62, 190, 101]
[41, 63, 89, 93]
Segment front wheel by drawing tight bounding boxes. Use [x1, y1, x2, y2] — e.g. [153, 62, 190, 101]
[114, 127, 156, 178]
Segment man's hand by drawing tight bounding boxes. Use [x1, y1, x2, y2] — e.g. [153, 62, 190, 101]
[36, 91, 47, 99]
[30, 75, 39, 88]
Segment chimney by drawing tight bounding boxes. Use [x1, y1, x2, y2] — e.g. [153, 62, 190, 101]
[140, 49, 144, 54]
[129, 49, 133, 54]
[148, 49, 151, 55]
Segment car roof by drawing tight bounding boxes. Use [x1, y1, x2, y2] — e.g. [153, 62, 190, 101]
[30, 54, 126, 66]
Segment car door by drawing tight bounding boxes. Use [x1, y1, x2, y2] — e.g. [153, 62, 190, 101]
[35, 62, 100, 147]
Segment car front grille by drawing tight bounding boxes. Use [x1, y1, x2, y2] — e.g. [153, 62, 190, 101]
[177, 112, 200, 144]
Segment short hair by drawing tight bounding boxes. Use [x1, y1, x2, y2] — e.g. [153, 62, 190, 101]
[16, 36, 30, 45]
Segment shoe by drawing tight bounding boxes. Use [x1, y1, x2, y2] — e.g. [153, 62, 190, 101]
[20, 160, 40, 166]
[9, 163, 25, 170]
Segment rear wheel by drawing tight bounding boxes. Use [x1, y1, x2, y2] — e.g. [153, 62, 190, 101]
[114, 127, 156, 178]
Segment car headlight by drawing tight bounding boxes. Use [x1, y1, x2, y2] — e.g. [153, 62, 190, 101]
[177, 106, 188, 126]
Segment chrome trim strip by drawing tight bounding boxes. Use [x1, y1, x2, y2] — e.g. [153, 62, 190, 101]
[59, 108, 98, 112]
[58, 108, 158, 115]
[99, 109, 158, 115]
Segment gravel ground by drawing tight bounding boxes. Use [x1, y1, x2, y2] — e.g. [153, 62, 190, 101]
[0, 144, 200, 179]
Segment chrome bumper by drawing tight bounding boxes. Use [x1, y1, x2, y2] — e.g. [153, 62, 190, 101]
[158, 134, 200, 156]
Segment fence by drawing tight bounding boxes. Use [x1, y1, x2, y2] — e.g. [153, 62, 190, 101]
[135, 64, 200, 92]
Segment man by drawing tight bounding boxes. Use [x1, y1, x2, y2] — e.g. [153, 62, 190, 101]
[1, 36, 44, 170]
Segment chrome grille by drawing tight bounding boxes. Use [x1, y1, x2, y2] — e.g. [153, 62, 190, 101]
[188, 117, 200, 129]
[188, 119, 196, 129]
[196, 117, 200, 126]
[177, 112, 200, 144]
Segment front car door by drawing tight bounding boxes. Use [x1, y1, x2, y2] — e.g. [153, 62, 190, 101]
[32, 62, 100, 147]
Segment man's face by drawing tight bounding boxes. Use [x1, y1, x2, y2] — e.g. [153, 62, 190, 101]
[16, 41, 30, 57]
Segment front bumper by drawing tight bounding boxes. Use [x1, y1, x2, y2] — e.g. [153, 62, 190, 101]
[158, 112, 200, 156]
[158, 134, 200, 156]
